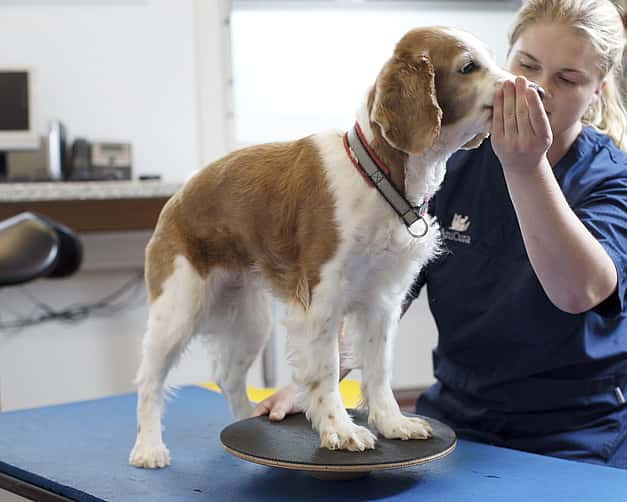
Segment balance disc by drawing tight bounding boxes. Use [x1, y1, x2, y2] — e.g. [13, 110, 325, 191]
[221, 409, 456, 480]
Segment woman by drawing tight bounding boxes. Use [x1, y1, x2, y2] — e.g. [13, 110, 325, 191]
[255, 0, 627, 468]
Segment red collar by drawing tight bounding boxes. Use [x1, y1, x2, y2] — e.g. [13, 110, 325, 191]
[343, 122, 391, 187]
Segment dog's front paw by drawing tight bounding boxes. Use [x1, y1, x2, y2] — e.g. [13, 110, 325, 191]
[376, 415, 432, 440]
[129, 439, 171, 468]
[320, 422, 377, 451]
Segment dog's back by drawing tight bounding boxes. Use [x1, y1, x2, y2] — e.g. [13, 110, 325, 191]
[146, 134, 342, 305]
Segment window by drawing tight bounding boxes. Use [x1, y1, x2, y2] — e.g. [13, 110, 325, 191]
[230, 1, 517, 146]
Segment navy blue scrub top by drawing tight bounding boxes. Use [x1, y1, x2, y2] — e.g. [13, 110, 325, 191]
[409, 127, 627, 457]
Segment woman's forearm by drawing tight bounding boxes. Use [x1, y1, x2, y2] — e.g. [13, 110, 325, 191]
[502, 157, 617, 313]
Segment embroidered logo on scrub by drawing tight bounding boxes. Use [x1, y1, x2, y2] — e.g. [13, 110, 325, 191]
[443, 213, 471, 244]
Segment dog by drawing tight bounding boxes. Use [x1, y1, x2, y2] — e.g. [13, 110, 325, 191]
[129, 26, 512, 468]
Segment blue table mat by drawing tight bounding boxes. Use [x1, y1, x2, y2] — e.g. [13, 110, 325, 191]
[1, 385, 626, 501]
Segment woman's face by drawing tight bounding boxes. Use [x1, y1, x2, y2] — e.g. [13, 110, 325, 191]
[507, 22, 605, 145]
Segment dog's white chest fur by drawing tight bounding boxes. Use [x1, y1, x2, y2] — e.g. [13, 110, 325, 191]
[312, 130, 441, 310]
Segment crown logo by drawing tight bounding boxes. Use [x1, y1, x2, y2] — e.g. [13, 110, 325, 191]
[449, 213, 470, 232]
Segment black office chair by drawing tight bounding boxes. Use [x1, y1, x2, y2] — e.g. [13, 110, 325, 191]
[0, 212, 83, 286]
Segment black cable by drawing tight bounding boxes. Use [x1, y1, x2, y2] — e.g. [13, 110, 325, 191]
[0, 270, 145, 331]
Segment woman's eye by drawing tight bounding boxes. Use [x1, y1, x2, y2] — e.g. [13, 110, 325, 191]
[519, 62, 536, 71]
[460, 61, 477, 74]
[559, 76, 576, 85]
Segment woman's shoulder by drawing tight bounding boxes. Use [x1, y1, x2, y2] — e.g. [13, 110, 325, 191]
[559, 127, 627, 208]
[579, 126, 627, 167]
[556, 127, 627, 192]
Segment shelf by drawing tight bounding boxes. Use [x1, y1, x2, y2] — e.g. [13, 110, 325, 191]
[0, 181, 181, 232]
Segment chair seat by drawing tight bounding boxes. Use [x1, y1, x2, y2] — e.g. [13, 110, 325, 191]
[0, 212, 59, 286]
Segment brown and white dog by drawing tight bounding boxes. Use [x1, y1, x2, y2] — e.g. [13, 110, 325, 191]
[130, 27, 512, 468]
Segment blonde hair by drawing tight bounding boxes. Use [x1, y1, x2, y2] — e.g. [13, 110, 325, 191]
[509, 0, 627, 150]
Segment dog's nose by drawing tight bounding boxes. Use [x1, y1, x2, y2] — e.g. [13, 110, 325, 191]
[528, 82, 545, 101]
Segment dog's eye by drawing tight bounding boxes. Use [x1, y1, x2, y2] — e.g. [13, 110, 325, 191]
[460, 61, 478, 74]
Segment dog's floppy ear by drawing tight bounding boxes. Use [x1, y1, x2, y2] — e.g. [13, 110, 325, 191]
[371, 54, 442, 155]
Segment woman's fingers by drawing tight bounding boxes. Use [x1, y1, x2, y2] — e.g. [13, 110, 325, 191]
[526, 85, 552, 142]
[252, 399, 272, 417]
[253, 397, 288, 421]
[515, 77, 533, 138]
[268, 401, 290, 421]
[494, 77, 550, 147]
[492, 86, 504, 139]
[502, 79, 518, 139]
[252, 385, 297, 421]
[491, 76, 552, 170]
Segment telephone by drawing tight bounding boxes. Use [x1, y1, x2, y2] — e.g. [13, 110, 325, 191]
[68, 138, 132, 181]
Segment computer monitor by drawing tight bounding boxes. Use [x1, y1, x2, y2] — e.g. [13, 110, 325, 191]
[0, 68, 38, 151]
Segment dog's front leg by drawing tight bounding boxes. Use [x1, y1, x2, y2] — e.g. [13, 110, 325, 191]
[285, 305, 376, 451]
[357, 306, 432, 441]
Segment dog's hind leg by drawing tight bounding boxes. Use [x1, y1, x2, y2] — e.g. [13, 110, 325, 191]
[129, 255, 207, 468]
[210, 276, 272, 419]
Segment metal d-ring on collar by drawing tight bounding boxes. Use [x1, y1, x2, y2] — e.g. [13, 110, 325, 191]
[345, 124, 429, 238]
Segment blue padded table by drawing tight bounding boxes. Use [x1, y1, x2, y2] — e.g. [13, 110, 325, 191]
[1, 385, 626, 501]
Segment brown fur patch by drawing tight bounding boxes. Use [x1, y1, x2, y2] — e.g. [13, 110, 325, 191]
[371, 53, 442, 155]
[145, 195, 183, 301]
[146, 137, 339, 307]
[392, 29, 489, 126]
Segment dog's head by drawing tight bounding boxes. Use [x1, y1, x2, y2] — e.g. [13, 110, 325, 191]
[371, 27, 513, 155]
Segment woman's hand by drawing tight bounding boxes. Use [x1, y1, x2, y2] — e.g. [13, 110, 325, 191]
[253, 383, 300, 421]
[491, 76, 552, 170]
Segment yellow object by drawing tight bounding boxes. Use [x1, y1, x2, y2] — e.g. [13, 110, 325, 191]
[198, 379, 363, 408]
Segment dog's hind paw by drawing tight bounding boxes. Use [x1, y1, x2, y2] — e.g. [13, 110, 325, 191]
[320, 422, 377, 451]
[129, 440, 171, 468]
[377, 415, 432, 440]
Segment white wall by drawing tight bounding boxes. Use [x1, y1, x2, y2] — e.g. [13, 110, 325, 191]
[231, 4, 516, 145]
[0, 1, 517, 411]
[195, 0, 234, 166]
[0, 0, 230, 181]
